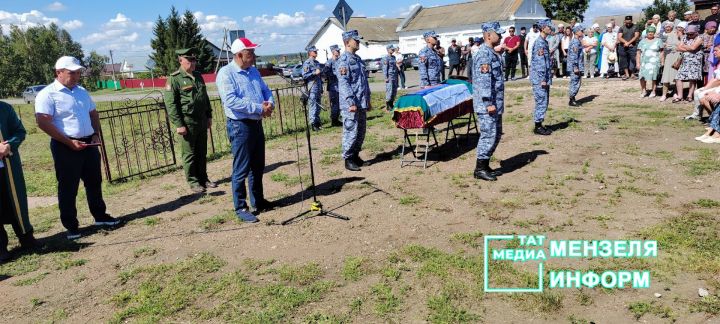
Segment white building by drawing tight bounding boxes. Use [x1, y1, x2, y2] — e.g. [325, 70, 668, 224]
[396, 0, 550, 54]
[306, 17, 402, 63]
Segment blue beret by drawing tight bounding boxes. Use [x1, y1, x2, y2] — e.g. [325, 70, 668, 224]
[423, 30, 438, 39]
[306, 45, 318, 52]
[474, 37, 482, 42]
[572, 25, 584, 33]
[537, 19, 553, 29]
[329, 44, 340, 52]
[342, 30, 362, 41]
[481, 21, 506, 35]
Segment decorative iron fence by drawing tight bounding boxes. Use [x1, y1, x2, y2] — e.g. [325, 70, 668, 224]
[98, 85, 320, 183]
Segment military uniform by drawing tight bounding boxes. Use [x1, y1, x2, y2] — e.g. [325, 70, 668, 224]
[381, 45, 398, 109]
[303, 46, 324, 129]
[163, 48, 212, 190]
[418, 31, 443, 87]
[325, 45, 341, 125]
[337, 30, 371, 171]
[530, 20, 554, 135]
[567, 26, 585, 106]
[473, 22, 506, 181]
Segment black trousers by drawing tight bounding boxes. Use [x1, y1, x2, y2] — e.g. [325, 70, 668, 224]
[449, 64, 461, 76]
[519, 53, 528, 77]
[0, 170, 25, 251]
[50, 138, 107, 231]
[618, 45, 637, 74]
[505, 52, 518, 79]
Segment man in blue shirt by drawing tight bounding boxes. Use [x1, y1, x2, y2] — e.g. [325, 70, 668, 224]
[473, 22, 506, 182]
[337, 30, 371, 171]
[216, 38, 275, 223]
[418, 30, 443, 87]
[302, 46, 324, 131]
[324, 44, 342, 127]
[35, 56, 119, 240]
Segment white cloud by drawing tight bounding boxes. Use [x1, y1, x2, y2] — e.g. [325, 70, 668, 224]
[595, 0, 652, 10]
[62, 19, 83, 30]
[106, 13, 152, 30]
[0, 10, 59, 32]
[46, 1, 66, 12]
[313, 4, 326, 12]
[399, 3, 421, 17]
[254, 12, 307, 28]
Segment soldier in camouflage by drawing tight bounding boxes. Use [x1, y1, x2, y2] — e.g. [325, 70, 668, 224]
[381, 44, 398, 110]
[303, 46, 324, 131]
[325, 44, 342, 126]
[530, 19, 554, 136]
[567, 25, 585, 106]
[418, 30, 443, 87]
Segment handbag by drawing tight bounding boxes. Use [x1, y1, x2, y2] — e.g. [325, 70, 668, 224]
[672, 54, 683, 70]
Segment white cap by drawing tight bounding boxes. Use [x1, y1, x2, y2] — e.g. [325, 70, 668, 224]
[684, 11, 693, 15]
[558, 24, 564, 27]
[677, 21, 688, 29]
[54, 56, 84, 71]
[592, 23, 599, 29]
[231, 38, 260, 54]
[606, 23, 613, 28]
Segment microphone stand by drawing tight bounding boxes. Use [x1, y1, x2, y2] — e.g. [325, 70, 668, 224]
[274, 71, 350, 225]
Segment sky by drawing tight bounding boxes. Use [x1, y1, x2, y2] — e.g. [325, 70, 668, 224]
[1, 0, 653, 70]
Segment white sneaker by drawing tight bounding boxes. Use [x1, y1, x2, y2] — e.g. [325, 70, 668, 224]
[659, 96, 667, 102]
[648, 93, 656, 98]
[695, 135, 710, 141]
[684, 114, 699, 120]
[639, 92, 647, 98]
[700, 136, 720, 143]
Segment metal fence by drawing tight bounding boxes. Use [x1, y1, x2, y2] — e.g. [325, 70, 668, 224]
[98, 85, 313, 183]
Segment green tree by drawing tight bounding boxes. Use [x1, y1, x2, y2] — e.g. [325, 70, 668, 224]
[150, 6, 216, 76]
[0, 23, 83, 97]
[640, 0, 690, 27]
[83, 51, 109, 91]
[540, 0, 590, 22]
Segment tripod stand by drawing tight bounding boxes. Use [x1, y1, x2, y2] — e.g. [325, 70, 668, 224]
[275, 71, 350, 225]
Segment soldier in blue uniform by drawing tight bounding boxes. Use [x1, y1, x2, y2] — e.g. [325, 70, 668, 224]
[381, 44, 398, 110]
[418, 31, 442, 87]
[567, 25, 585, 106]
[325, 44, 342, 126]
[531, 19, 554, 136]
[472, 22, 506, 181]
[302, 45, 324, 131]
[337, 30, 371, 171]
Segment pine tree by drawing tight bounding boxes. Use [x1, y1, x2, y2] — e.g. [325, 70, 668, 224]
[150, 16, 169, 75]
[540, 0, 590, 22]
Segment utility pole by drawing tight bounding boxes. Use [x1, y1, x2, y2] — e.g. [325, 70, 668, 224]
[109, 50, 118, 90]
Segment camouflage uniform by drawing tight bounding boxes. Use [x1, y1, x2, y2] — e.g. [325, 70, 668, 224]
[302, 46, 323, 128]
[418, 31, 443, 87]
[381, 45, 398, 109]
[337, 30, 371, 168]
[567, 26, 585, 104]
[531, 21, 553, 127]
[325, 45, 341, 124]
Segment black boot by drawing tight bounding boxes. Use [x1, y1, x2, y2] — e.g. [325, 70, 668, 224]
[353, 154, 369, 166]
[331, 118, 342, 127]
[473, 159, 497, 181]
[569, 97, 578, 107]
[533, 122, 552, 136]
[345, 159, 361, 171]
[18, 233, 38, 249]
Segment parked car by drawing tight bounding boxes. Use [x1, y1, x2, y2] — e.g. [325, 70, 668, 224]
[282, 65, 294, 77]
[22, 85, 45, 104]
[401, 53, 417, 70]
[411, 56, 420, 70]
[364, 58, 381, 73]
[290, 64, 303, 82]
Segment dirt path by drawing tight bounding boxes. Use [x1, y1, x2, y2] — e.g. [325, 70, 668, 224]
[1, 79, 719, 323]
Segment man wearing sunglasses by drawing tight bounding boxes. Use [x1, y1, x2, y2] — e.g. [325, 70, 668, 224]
[164, 48, 215, 194]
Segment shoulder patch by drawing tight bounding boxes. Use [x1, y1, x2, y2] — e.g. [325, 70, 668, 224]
[480, 64, 490, 74]
[340, 66, 348, 75]
[538, 48, 545, 56]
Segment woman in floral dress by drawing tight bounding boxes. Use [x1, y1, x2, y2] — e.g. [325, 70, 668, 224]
[637, 26, 663, 98]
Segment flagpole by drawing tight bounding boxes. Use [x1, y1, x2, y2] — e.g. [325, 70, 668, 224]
[0, 131, 26, 234]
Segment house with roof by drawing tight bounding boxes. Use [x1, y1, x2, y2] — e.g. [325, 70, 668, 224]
[396, 0, 549, 55]
[592, 13, 644, 31]
[306, 16, 402, 63]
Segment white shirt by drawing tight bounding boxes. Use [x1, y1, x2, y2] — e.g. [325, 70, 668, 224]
[393, 52, 403, 64]
[35, 79, 97, 138]
[471, 44, 480, 54]
[527, 30, 541, 56]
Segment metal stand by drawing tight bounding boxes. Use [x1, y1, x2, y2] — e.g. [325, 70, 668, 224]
[399, 112, 478, 169]
[276, 72, 350, 225]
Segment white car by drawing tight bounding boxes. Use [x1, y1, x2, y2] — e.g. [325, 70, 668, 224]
[22, 85, 46, 104]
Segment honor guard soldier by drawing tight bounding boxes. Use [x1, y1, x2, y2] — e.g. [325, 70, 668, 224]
[531, 19, 554, 136]
[164, 48, 215, 193]
[325, 44, 342, 126]
[473, 22, 506, 181]
[381, 44, 399, 110]
[303, 46, 324, 131]
[567, 25, 585, 106]
[337, 30, 371, 171]
[418, 30, 443, 87]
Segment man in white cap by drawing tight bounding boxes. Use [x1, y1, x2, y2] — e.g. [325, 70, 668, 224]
[216, 38, 275, 223]
[35, 56, 119, 240]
